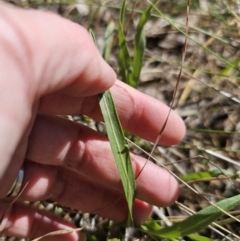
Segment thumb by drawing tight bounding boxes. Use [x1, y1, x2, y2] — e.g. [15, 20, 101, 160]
[0, 2, 115, 193]
[1, 2, 116, 99]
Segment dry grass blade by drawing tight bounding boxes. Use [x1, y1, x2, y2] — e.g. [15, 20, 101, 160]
[0, 182, 29, 225]
[178, 29, 222, 106]
[32, 228, 83, 241]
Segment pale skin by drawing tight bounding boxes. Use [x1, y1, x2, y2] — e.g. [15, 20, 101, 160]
[0, 2, 186, 240]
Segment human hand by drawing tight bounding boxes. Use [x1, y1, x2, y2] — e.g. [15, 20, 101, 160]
[0, 2, 185, 240]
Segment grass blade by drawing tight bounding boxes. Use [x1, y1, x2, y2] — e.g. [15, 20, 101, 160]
[130, 0, 158, 88]
[141, 194, 240, 238]
[188, 234, 214, 241]
[102, 21, 115, 62]
[99, 90, 136, 225]
[181, 169, 234, 181]
[151, 6, 239, 71]
[91, 24, 135, 226]
[118, 0, 132, 84]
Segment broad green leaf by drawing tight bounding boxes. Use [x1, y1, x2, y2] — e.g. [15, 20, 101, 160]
[102, 21, 115, 62]
[181, 169, 233, 181]
[140, 194, 240, 238]
[118, 0, 132, 84]
[130, 0, 158, 88]
[99, 90, 136, 225]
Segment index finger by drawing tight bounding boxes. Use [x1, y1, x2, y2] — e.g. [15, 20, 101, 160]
[111, 81, 185, 145]
[39, 80, 185, 145]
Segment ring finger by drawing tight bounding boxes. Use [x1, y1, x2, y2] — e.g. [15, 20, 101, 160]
[11, 161, 152, 223]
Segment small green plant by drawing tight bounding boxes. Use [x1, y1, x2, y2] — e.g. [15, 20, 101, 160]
[118, 0, 158, 88]
[96, 0, 158, 226]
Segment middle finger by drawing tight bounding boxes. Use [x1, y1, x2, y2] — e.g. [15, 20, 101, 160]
[26, 114, 179, 207]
